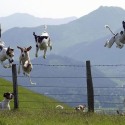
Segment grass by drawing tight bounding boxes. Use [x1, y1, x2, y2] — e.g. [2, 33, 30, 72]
[0, 78, 125, 125]
[1, 110, 125, 125]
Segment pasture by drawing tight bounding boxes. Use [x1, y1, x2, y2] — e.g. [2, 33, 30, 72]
[0, 78, 125, 125]
[1, 110, 125, 125]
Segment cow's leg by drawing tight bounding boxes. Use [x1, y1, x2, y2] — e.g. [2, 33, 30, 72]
[43, 49, 47, 59]
[49, 45, 52, 51]
[35, 45, 39, 57]
[0, 60, 10, 68]
[18, 60, 21, 74]
[0, 61, 6, 68]
[48, 38, 52, 50]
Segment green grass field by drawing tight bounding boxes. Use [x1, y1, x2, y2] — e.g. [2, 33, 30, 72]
[0, 78, 125, 125]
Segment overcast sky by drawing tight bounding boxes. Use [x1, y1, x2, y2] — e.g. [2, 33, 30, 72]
[0, 0, 125, 18]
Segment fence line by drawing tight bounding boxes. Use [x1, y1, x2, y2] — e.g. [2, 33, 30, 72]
[5, 63, 125, 67]
[2, 75, 125, 79]
[0, 89, 125, 96]
[1, 61, 125, 113]
[1, 84, 125, 88]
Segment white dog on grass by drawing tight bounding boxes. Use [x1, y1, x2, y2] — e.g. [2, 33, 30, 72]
[0, 92, 14, 110]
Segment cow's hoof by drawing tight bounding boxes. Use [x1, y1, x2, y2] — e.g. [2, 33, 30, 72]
[43, 55, 46, 59]
[35, 54, 38, 57]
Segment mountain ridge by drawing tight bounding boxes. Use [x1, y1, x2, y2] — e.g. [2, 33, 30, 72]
[1, 6, 125, 62]
[0, 13, 77, 31]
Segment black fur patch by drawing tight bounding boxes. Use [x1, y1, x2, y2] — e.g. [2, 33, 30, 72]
[3, 92, 13, 99]
[38, 36, 48, 43]
[0, 46, 3, 51]
[122, 21, 125, 30]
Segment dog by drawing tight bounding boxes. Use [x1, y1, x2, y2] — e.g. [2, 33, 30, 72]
[104, 21, 125, 49]
[0, 92, 14, 110]
[116, 110, 125, 116]
[74, 104, 86, 112]
[0, 41, 14, 68]
[17, 46, 36, 85]
[33, 26, 52, 59]
[56, 105, 64, 109]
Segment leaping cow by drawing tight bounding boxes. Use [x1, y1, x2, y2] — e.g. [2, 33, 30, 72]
[33, 25, 52, 59]
[104, 21, 125, 49]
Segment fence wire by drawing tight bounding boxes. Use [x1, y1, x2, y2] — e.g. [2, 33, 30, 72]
[0, 63, 125, 113]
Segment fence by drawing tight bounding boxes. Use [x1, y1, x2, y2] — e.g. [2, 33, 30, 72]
[10, 61, 93, 111]
[1, 60, 125, 113]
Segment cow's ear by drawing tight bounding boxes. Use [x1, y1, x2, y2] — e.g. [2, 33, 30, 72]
[33, 32, 35, 36]
[17, 46, 23, 52]
[3, 93, 6, 97]
[27, 46, 32, 51]
[6, 46, 10, 54]
[17, 46, 22, 50]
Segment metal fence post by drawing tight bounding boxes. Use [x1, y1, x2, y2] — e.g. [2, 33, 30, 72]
[86, 60, 94, 112]
[12, 64, 19, 109]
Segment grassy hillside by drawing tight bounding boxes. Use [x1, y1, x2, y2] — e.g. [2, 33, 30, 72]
[0, 78, 125, 125]
[0, 78, 65, 109]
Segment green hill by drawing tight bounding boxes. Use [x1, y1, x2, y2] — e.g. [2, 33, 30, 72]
[0, 78, 65, 109]
[0, 78, 125, 125]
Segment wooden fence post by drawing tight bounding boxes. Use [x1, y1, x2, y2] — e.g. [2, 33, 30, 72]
[86, 60, 94, 112]
[0, 24, 1, 38]
[12, 64, 19, 109]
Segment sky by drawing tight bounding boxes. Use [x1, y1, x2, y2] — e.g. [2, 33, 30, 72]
[0, 0, 125, 18]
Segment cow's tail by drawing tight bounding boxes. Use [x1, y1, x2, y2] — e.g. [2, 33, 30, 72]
[44, 25, 47, 31]
[105, 25, 116, 36]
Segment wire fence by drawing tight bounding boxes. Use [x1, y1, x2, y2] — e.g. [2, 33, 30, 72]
[0, 62, 125, 113]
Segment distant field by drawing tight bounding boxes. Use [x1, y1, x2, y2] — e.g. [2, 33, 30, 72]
[0, 78, 125, 125]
